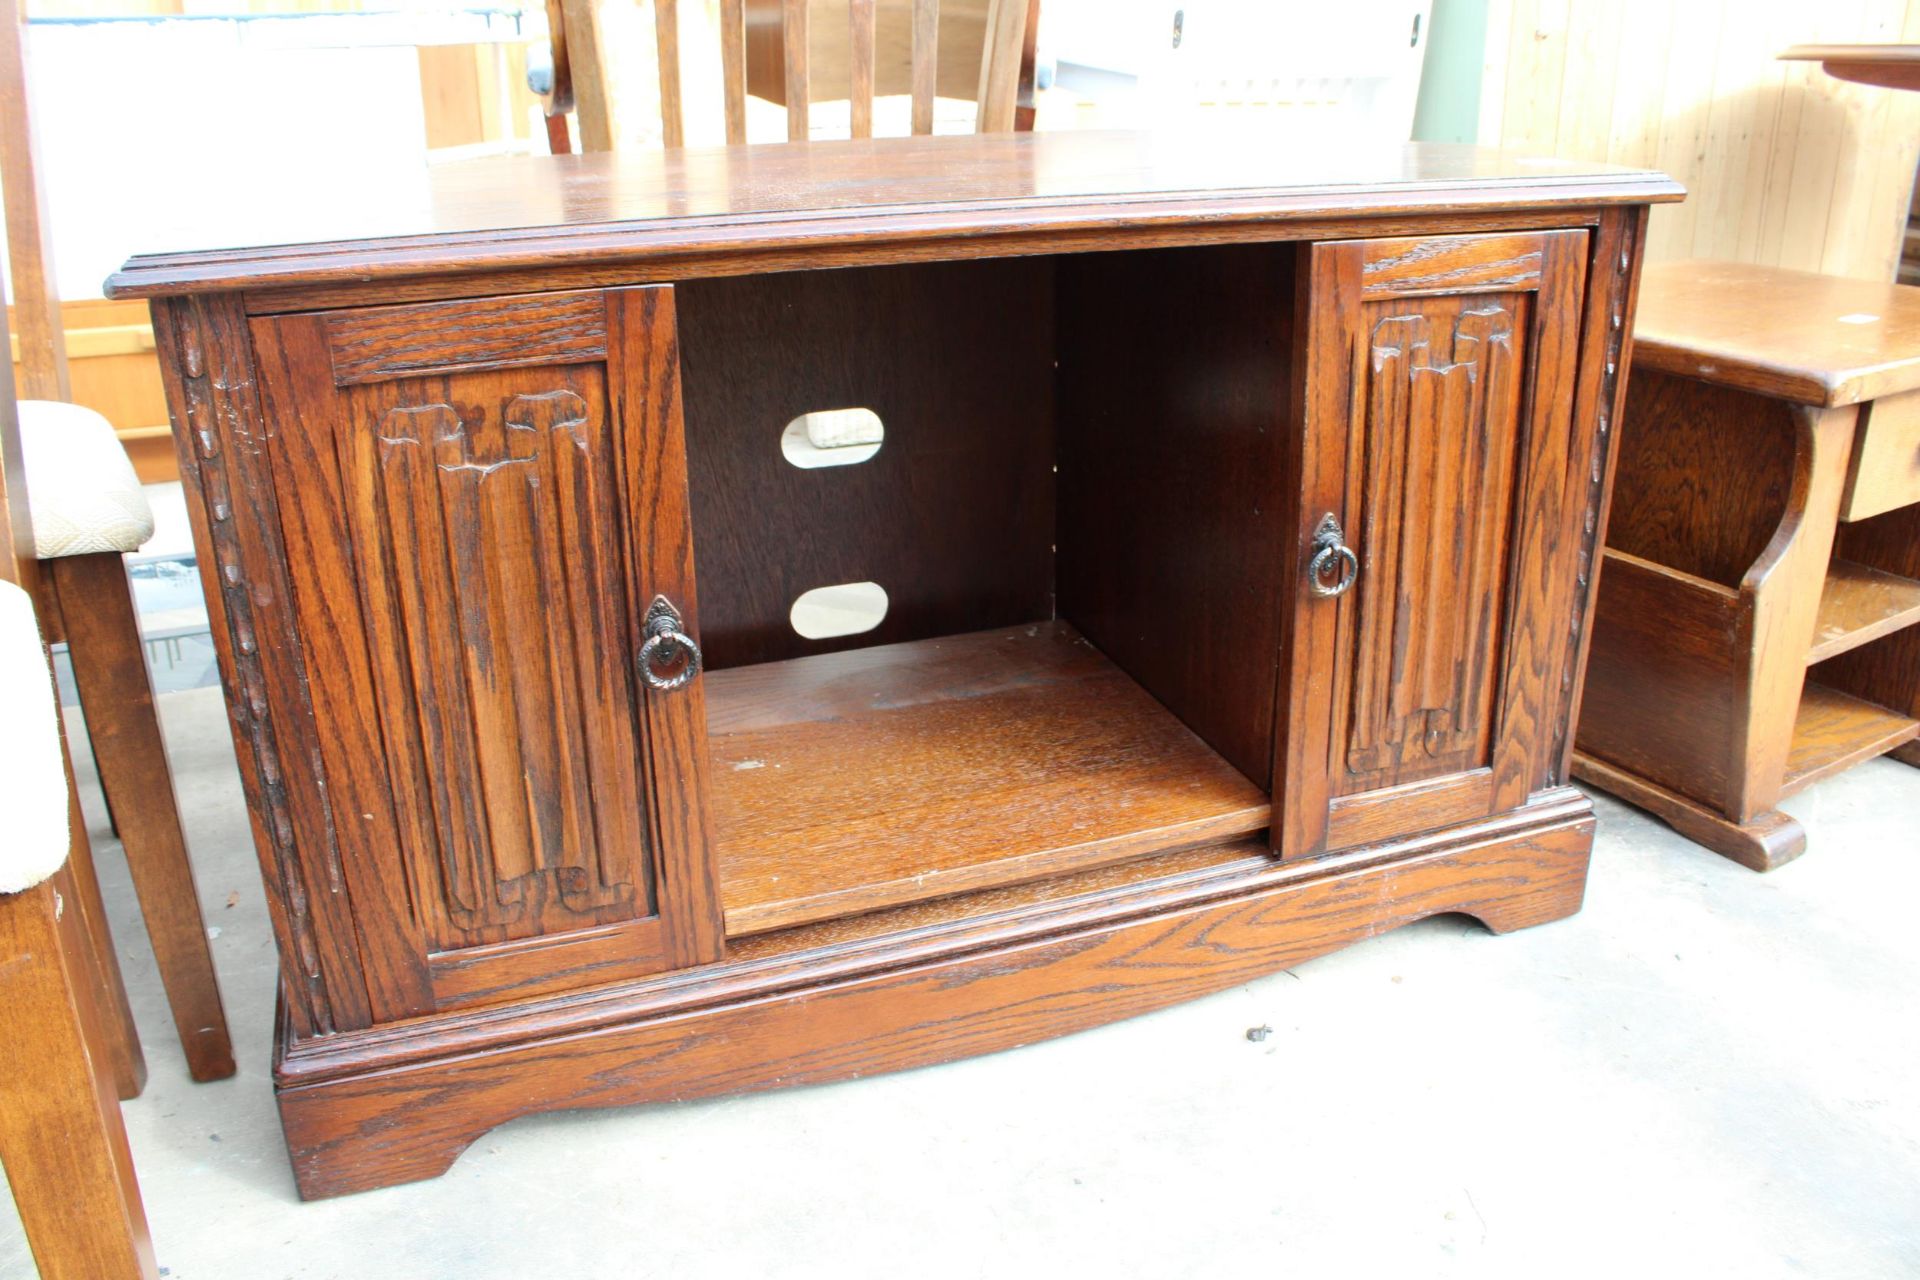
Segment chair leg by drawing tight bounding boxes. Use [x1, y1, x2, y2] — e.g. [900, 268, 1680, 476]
[48, 551, 234, 1082]
[0, 872, 159, 1280]
[57, 728, 148, 1100]
[24, 572, 146, 1099]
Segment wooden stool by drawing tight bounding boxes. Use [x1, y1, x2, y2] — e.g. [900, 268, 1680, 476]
[1575, 261, 1920, 870]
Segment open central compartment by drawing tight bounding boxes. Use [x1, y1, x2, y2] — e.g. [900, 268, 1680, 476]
[677, 244, 1300, 936]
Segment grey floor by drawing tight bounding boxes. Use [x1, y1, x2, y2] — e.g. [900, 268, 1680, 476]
[2, 685, 1917, 1279]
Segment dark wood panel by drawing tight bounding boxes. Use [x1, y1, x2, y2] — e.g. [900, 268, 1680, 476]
[708, 623, 1271, 935]
[677, 258, 1054, 668]
[104, 132, 1683, 299]
[1574, 551, 1743, 808]
[324, 290, 606, 385]
[275, 795, 1593, 1199]
[1606, 368, 1799, 588]
[1055, 242, 1294, 787]
[1822, 500, 1920, 726]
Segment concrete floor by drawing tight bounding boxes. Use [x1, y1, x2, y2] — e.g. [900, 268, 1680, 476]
[3, 685, 1917, 1279]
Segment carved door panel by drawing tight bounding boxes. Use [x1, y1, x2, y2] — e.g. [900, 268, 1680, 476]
[1276, 231, 1593, 857]
[252, 287, 722, 1022]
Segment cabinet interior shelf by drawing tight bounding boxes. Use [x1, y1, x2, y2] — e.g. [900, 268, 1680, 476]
[1781, 682, 1920, 798]
[707, 621, 1274, 937]
[1807, 559, 1920, 665]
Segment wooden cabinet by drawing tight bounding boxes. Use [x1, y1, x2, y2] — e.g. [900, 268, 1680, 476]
[115, 131, 1677, 1199]
[247, 287, 721, 1020]
[1282, 230, 1596, 856]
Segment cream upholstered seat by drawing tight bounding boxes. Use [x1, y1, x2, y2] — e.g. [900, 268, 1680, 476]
[17, 400, 154, 559]
[0, 578, 69, 893]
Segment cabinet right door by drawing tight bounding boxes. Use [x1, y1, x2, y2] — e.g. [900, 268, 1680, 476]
[1276, 230, 1594, 857]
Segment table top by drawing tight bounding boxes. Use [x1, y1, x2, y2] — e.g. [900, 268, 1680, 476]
[1779, 43, 1920, 91]
[104, 129, 1681, 299]
[1631, 261, 1920, 407]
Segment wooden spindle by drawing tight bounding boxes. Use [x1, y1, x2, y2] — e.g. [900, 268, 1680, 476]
[975, 0, 1028, 134]
[0, 0, 69, 400]
[720, 0, 746, 145]
[849, 0, 876, 139]
[910, 0, 938, 135]
[781, 0, 809, 142]
[559, 0, 614, 151]
[654, 0, 684, 148]
[1014, 0, 1041, 132]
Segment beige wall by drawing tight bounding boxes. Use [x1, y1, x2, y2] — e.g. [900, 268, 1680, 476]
[1476, 0, 1920, 281]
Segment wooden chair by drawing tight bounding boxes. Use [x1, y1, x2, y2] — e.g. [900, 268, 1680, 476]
[0, 308, 158, 1280]
[543, 0, 1040, 151]
[2, 0, 233, 1082]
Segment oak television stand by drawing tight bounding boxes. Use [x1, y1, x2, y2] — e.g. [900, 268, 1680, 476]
[108, 131, 1680, 1199]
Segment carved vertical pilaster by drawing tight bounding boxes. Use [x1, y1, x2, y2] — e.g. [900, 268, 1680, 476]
[151, 295, 371, 1034]
[1554, 207, 1648, 780]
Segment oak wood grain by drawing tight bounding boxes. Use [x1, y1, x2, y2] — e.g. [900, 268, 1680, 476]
[244, 285, 725, 1018]
[123, 148, 1668, 1194]
[710, 622, 1271, 935]
[275, 795, 1593, 1198]
[1570, 752, 1807, 872]
[1808, 559, 1920, 663]
[322, 290, 607, 385]
[1630, 261, 1920, 408]
[1055, 242, 1293, 787]
[151, 295, 376, 1035]
[1605, 369, 1799, 588]
[104, 134, 1682, 300]
[1780, 682, 1920, 796]
[1280, 227, 1595, 856]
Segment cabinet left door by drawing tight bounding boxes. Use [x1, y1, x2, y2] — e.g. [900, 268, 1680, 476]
[250, 285, 724, 1021]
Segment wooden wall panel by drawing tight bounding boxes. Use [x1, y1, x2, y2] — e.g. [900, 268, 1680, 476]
[1476, 0, 1920, 281]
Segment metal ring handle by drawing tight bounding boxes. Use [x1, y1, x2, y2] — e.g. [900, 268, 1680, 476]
[1308, 513, 1360, 599]
[638, 595, 702, 692]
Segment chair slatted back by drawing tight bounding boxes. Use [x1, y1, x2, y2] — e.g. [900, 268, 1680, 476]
[553, 0, 1037, 153]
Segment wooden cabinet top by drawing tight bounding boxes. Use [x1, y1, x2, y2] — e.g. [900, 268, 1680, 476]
[1631, 261, 1920, 407]
[105, 130, 1680, 301]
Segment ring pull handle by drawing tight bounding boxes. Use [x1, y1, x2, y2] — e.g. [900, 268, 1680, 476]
[1307, 513, 1360, 599]
[638, 595, 703, 692]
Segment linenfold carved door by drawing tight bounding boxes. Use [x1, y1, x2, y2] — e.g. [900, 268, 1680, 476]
[1277, 231, 1593, 857]
[252, 286, 722, 1023]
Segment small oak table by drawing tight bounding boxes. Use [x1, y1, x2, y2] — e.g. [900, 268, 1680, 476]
[1575, 261, 1920, 869]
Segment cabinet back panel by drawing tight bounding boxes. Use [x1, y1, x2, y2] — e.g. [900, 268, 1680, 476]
[1055, 243, 1298, 789]
[677, 260, 1055, 669]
